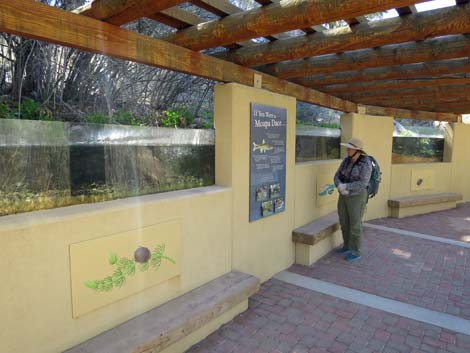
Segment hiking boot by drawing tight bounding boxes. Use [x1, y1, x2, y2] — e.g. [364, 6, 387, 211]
[345, 254, 362, 262]
[336, 247, 351, 255]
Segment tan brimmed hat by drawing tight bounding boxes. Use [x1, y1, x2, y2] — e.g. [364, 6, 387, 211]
[340, 137, 364, 151]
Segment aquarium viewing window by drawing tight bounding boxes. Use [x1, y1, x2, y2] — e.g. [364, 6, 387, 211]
[0, 119, 215, 216]
[295, 124, 341, 162]
[392, 120, 446, 164]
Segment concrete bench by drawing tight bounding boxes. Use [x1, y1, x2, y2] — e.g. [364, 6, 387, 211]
[65, 271, 259, 353]
[292, 211, 343, 266]
[388, 192, 463, 218]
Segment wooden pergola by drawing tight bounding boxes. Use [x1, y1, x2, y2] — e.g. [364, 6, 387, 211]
[1, 0, 470, 122]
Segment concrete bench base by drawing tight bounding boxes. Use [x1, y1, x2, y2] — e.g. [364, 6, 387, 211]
[293, 212, 342, 266]
[65, 271, 259, 353]
[295, 230, 342, 266]
[388, 193, 463, 218]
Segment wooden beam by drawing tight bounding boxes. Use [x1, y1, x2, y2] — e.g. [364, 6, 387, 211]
[188, 0, 278, 44]
[261, 35, 470, 79]
[360, 105, 459, 122]
[74, 0, 185, 26]
[148, 8, 254, 49]
[0, 0, 356, 113]
[317, 78, 470, 95]
[295, 59, 470, 87]
[162, 0, 423, 51]
[214, 4, 470, 66]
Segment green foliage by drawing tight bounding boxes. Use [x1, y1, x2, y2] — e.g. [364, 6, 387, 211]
[108, 252, 118, 265]
[0, 103, 12, 119]
[161, 110, 180, 127]
[161, 108, 195, 128]
[112, 109, 140, 126]
[84, 244, 176, 293]
[199, 111, 214, 129]
[296, 120, 340, 129]
[8, 98, 53, 121]
[85, 113, 109, 124]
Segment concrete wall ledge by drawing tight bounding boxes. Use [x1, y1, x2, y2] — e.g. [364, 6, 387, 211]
[0, 186, 231, 231]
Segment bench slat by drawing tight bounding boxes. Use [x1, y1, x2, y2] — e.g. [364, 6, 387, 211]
[65, 271, 259, 353]
[292, 212, 339, 246]
[388, 193, 463, 208]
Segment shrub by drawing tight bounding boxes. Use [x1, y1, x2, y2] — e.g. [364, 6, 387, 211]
[85, 113, 109, 124]
[112, 110, 141, 126]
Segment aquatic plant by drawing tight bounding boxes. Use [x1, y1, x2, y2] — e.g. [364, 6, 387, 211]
[84, 244, 176, 292]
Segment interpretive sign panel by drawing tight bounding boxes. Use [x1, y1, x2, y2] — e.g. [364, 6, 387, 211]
[249, 103, 287, 222]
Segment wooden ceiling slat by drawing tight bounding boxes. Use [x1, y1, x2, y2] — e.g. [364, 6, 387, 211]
[190, 0, 240, 17]
[396, 7, 412, 16]
[360, 105, 462, 120]
[363, 100, 470, 114]
[317, 77, 470, 94]
[148, 7, 202, 29]
[163, 0, 423, 51]
[74, 0, 185, 26]
[340, 84, 470, 98]
[295, 59, 470, 87]
[0, 0, 357, 113]
[260, 35, 470, 79]
[214, 4, 470, 67]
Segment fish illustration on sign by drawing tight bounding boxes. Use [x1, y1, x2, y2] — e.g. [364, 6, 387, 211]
[319, 184, 336, 196]
[253, 139, 273, 153]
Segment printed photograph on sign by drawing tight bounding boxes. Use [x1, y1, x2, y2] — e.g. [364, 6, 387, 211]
[274, 198, 285, 213]
[261, 200, 274, 217]
[256, 185, 269, 202]
[269, 183, 281, 199]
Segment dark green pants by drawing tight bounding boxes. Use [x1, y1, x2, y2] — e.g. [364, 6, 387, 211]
[337, 190, 368, 256]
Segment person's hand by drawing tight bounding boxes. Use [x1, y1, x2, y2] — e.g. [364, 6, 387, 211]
[338, 183, 349, 195]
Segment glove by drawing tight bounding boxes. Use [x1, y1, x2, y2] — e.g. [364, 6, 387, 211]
[338, 183, 349, 195]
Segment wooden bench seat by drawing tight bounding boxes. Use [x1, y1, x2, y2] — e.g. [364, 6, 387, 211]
[65, 271, 259, 353]
[388, 192, 463, 218]
[292, 211, 342, 266]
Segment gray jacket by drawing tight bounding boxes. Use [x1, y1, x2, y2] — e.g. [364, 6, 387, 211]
[334, 155, 372, 196]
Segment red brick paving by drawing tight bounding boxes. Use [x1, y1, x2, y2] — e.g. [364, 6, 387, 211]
[187, 206, 470, 352]
[290, 227, 470, 320]
[186, 280, 470, 353]
[369, 203, 470, 242]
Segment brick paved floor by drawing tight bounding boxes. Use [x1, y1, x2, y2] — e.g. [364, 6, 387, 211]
[187, 206, 470, 352]
[187, 280, 470, 353]
[369, 203, 470, 242]
[290, 227, 470, 319]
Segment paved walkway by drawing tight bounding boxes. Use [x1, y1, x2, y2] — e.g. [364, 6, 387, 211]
[369, 203, 470, 242]
[187, 204, 470, 353]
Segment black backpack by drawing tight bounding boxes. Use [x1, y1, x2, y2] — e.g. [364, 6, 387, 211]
[365, 155, 381, 199]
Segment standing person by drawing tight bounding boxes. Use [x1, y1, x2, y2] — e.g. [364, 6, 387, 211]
[334, 137, 372, 262]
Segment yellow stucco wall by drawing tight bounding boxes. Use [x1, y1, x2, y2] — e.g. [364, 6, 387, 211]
[215, 83, 296, 282]
[450, 123, 470, 202]
[294, 160, 341, 228]
[0, 186, 232, 353]
[390, 163, 453, 198]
